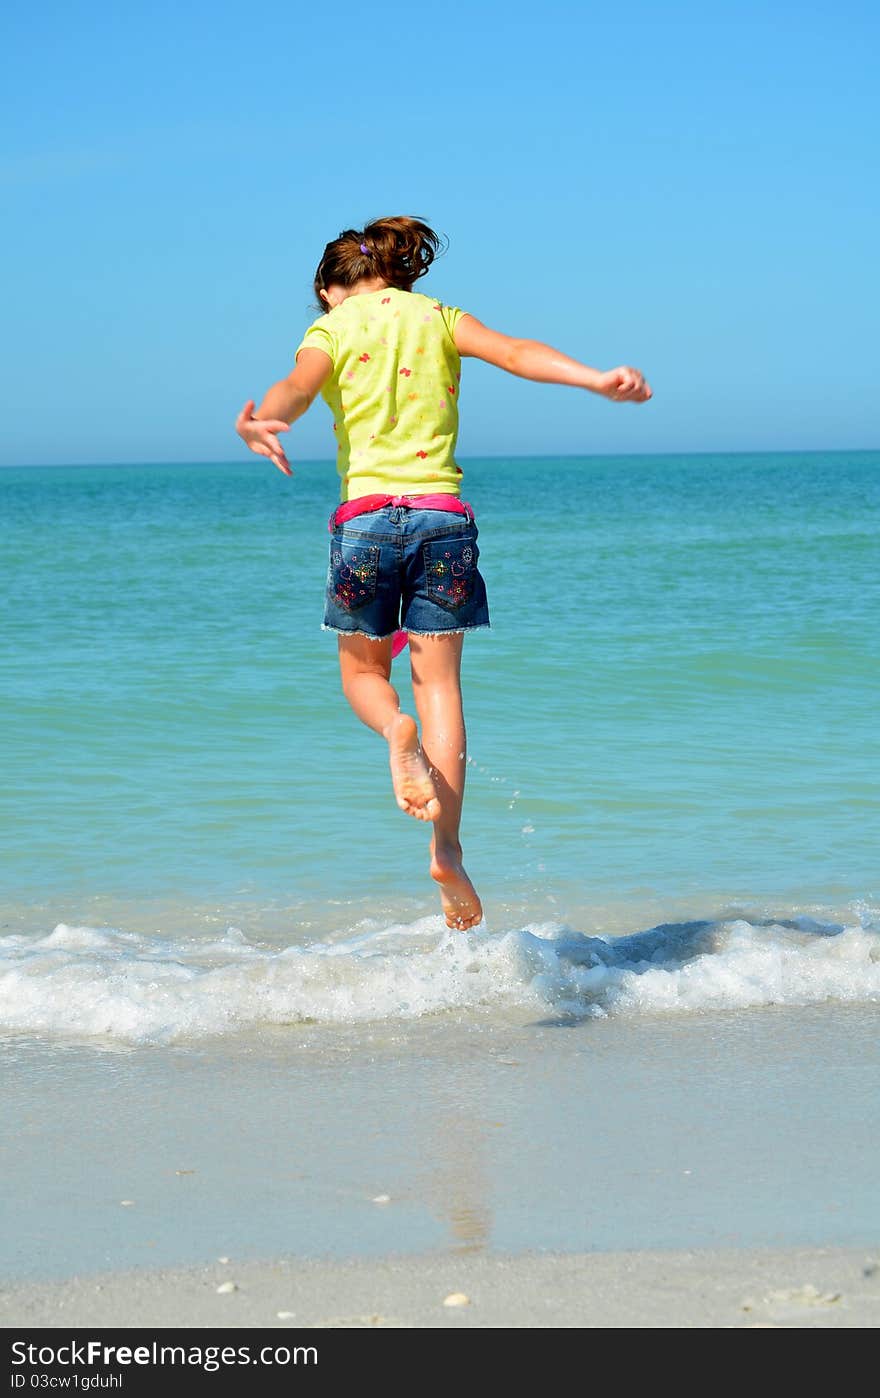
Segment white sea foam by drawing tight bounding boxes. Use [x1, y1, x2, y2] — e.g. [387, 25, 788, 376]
[1, 907, 878, 1045]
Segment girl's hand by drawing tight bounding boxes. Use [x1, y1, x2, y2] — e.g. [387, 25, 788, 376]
[235, 400, 292, 475]
[596, 367, 653, 403]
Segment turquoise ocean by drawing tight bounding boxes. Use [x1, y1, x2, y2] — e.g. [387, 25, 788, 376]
[3, 451, 880, 1278]
[2, 450, 879, 1043]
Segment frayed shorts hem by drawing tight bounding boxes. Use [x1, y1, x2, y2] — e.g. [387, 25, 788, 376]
[321, 622, 491, 640]
[406, 623, 491, 637]
[320, 624, 397, 641]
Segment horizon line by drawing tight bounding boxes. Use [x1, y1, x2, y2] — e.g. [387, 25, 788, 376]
[2, 445, 879, 470]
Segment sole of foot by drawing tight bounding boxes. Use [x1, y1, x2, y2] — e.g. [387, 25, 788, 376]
[430, 845, 483, 930]
[387, 713, 441, 822]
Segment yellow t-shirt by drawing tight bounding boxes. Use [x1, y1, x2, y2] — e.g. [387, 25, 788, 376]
[295, 286, 465, 502]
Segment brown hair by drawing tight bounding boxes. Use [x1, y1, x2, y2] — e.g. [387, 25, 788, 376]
[313, 216, 443, 311]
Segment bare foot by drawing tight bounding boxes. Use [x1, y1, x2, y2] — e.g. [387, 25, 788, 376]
[430, 841, 483, 930]
[386, 713, 441, 822]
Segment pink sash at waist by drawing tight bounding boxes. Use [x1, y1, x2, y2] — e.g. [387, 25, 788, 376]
[329, 493, 474, 532]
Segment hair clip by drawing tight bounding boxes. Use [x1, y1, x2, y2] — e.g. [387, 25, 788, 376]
[359, 243, 368, 254]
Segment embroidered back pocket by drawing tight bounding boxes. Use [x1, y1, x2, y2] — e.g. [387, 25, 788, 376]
[423, 535, 478, 612]
[330, 540, 380, 612]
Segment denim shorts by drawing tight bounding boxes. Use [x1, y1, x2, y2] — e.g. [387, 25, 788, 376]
[323, 506, 490, 638]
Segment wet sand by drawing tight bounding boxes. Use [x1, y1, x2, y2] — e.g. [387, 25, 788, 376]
[3, 1006, 879, 1284]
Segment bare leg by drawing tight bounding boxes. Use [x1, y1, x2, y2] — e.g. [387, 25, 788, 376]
[408, 633, 483, 930]
[337, 634, 440, 821]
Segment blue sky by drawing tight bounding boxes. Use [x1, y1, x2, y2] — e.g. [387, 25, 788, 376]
[2, 1, 877, 465]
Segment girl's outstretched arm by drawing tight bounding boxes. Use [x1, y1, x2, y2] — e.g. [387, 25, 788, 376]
[453, 316, 652, 403]
[236, 348, 332, 475]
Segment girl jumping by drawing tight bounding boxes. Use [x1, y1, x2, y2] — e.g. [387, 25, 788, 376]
[236, 216, 651, 931]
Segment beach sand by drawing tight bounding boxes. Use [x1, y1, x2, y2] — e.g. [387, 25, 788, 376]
[2, 1005, 879, 1330]
[2, 1245, 879, 1328]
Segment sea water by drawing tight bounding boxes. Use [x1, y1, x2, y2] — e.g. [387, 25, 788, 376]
[2, 451, 879, 1042]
